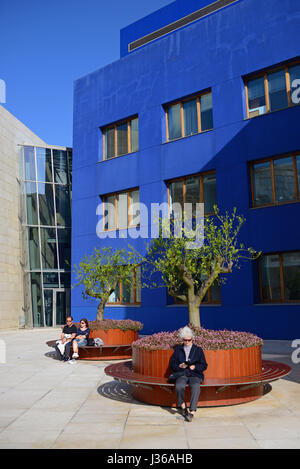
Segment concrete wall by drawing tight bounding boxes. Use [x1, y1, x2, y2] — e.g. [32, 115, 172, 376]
[0, 105, 45, 329]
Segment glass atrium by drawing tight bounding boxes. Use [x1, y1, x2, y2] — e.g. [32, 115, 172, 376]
[19, 145, 72, 327]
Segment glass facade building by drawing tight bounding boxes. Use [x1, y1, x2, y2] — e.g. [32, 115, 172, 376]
[19, 145, 72, 327]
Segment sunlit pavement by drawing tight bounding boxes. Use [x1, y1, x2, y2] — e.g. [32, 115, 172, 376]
[0, 328, 299, 449]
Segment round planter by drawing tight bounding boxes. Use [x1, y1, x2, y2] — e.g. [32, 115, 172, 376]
[131, 345, 263, 407]
[90, 328, 139, 345]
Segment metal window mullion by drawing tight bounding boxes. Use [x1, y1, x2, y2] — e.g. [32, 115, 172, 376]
[51, 149, 60, 283]
[279, 253, 285, 302]
[264, 73, 270, 113]
[34, 147, 45, 327]
[285, 65, 291, 107]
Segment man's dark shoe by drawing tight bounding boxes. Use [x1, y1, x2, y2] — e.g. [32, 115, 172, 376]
[179, 407, 188, 418]
[185, 412, 194, 422]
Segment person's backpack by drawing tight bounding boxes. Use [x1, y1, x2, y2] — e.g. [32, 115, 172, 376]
[94, 338, 104, 347]
[87, 338, 95, 346]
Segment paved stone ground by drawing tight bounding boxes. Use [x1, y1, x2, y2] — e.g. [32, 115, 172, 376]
[0, 328, 299, 449]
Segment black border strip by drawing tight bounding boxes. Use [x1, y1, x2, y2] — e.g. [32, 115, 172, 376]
[128, 0, 239, 52]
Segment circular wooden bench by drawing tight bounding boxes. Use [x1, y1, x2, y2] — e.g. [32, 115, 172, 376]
[46, 340, 133, 360]
[104, 359, 292, 407]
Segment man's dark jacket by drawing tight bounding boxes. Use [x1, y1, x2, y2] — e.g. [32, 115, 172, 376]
[170, 344, 208, 381]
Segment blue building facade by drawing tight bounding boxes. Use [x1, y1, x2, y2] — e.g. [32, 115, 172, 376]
[72, 0, 300, 339]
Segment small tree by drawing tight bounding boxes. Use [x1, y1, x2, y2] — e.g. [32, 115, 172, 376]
[73, 246, 140, 321]
[138, 207, 260, 327]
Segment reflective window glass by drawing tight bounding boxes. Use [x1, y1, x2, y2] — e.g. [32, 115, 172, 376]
[26, 182, 38, 225]
[203, 174, 217, 214]
[130, 118, 139, 153]
[260, 255, 282, 301]
[36, 148, 52, 182]
[104, 195, 115, 230]
[117, 192, 128, 229]
[282, 252, 300, 300]
[44, 290, 53, 327]
[130, 190, 140, 226]
[38, 183, 55, 226]
[268, 69, 288, 111]
[104, 127, 115, 159]
[53, 150, 68, 184]
[210, 281, 221, 302]
[55, 185, 71, 226]
[167, 104, 182, 140]
[247, 77, 266, 116]
[252, 162, 273, 206]
[29, 227, 40, 270]
[60, 272, 71, 288]
[43, 272, 59, 288]
[117, 122, 128, 156]
[40, 227, 58, 269]
[169, 180, 184, 218]
[200, 93, 213, 130]
[185, 177, 200, 218]
[273, 157, 295, 202]
[183, 99, 198, 136]
[24, 146, 36, 180]
[57, 229, 71, 270]
[108, 283, 121, 303]
[31, 272, 43, 327]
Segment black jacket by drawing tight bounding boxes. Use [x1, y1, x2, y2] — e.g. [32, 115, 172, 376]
[170, 344, 208, 381]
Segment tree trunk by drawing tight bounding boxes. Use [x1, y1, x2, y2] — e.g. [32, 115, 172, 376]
[187, 287, 201, 327]
[97, 301, 105, 321]
[188, 302, 201, 328]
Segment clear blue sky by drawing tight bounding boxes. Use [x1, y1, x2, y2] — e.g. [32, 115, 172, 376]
[0, 0, 171, 147]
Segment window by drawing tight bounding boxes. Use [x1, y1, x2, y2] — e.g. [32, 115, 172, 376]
[250, 153, 300, 207]
[167, 171, 217, 216]
[258, 252, 300, 302]
[103, 116, 139, 159]
[165, 91, 213, 141]
[171, 281, 221, 305]
[245, 60, 300, 118]
[108, 266, 141, 305]
[102, 188, 140, 231]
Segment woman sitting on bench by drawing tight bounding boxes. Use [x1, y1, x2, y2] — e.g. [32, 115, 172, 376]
[72, 318, 90, 359]
[170, 326, 208, 422]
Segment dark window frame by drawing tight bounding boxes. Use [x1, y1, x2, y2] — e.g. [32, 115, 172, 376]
[102, 115, 139, 160]
[244, 59, 300, 118]
[164, 90, 213, 142]
[102, 187, 140, 231]
[258, 251, 300, 303]
[250, 151, 300, 208]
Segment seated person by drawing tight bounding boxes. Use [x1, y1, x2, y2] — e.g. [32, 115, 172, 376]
[170, 326, 207, 422]
[55, 316, 77, 362]
[72, 318, 90, 359]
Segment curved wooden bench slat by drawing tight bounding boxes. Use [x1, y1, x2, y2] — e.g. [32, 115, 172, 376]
[104, 360, 291, 387]
[46, 340, 132, 360]
[104, 359, 291, 408]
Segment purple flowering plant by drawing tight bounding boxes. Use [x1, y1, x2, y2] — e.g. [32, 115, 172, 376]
[84, 318, 143, 332]
[133, 324, 263, 351]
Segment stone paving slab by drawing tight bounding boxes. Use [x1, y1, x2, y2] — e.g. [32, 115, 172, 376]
[0, 328, 299, 449]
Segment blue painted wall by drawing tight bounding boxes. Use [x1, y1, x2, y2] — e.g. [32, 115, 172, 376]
[72, 0, 300, 339]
